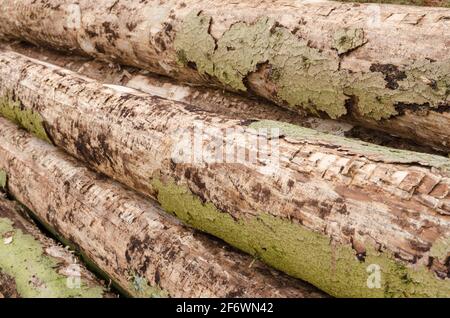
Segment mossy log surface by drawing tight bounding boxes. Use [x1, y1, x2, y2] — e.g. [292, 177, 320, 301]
[3, 41, 443, 156]
[0, 197, 112, 298]
[0, 119, 323, 298]
[0, 0, 449, 149]
[0, 53, 448, 297]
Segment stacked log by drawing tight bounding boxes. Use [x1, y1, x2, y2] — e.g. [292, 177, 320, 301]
[0, 51, 449, 297]
[0, 118, 324, 298]
[0, 0, 449, 150]
[0, 197, 113, 298]
[3, 41, 443, 156]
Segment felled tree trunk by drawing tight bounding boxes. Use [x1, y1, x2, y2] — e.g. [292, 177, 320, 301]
[0, 119, 323, 298]
[0, 197, 113, 298]
[339, 0, 450, 7]
[0, 52, 448, 297]
[4, 41, 443, 156]
[0, 0, 449, 150]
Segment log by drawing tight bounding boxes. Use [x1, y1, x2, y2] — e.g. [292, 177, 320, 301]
[0, 119, 324, 298]
[0, 196, 113, 298]
[3, 41, 443, 156]
[340, 0, 450, 7]
[0, 51, 449, 297]
[0, 0, 449, 150]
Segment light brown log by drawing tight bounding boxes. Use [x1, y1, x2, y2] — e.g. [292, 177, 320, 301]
[3, 40, 443, 156]
[0, 51, 449, 297]
[0, 118, 324, 298]
[0, 197, 113, 298]
[339, 0, 450, 7]
[0, 0, 449, 150]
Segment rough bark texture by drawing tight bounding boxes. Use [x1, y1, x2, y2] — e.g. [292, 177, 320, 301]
[0, 0, 449, 150]
[0, 52, 449, 297]
[0, 119, 324, 298]
[0, 196, 112, 298]
[340, 0, 450, 7]
[3, 41, 444, 156]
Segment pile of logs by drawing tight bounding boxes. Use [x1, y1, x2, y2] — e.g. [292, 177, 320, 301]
[0, 0, 448, 298]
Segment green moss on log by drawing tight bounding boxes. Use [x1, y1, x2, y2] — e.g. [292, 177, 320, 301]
[0, 95, 51, 143]
[0, 217, 105, 298]
[0, 170, 6, 191]
[174, 11, 450, 120]
[151, 178, 450, 297]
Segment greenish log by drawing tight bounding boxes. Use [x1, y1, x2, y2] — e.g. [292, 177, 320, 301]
[0, 197, 111, 298]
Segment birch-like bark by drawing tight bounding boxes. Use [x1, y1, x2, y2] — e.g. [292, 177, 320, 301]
[0, 52, 448, 297]
[0, 197, 114, 298]
[3, 41, 443, 155]
[0, 118, 324, 298]
[0, 0, 449, 149]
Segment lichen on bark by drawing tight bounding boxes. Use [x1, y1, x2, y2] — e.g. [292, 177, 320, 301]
[0, 217, 105, 298]
[174, 11, 450, 121]
[0, 95, 51, 143]
[0, 170, 6, 190]
[151, 178, 450, 298]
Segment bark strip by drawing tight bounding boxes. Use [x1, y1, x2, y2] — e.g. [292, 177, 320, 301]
[0, 197, 112, 298]
[0, 0, 449, 149]
[0, 52, 448, 297]
[0, 118, 323, 298]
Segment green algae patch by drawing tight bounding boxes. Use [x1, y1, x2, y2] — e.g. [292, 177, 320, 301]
[0, 217, 105, 298]
[430, 237, 450, 263]
[175, 11, 450, 120]
[0, 95, 51, 143]
[129, 273, 169, 298]
[249, 120, 450, 174]
[0, 170, 6, 191]
[151, 178, 450, 297]
[173, 11, 215, 75]
[175, 12, 347, 118]
[332, 28, 367, 55]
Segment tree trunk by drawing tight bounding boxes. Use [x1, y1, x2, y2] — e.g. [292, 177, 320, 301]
[0, 196, 113, 298]
[0, 0, 449, 150]
[3, 41, 443, 156]
[339, 0, 450, 7]
[0, 51, 449, 297]
[0, 118, 324, 298]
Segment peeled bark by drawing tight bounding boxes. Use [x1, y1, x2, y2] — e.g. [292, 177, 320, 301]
[0, 51, 449, 297]
[0, 197, 113, 298]
[0, 119, 324, 298]
[0, 0, 449, 150]
[3, 41, 443, 156]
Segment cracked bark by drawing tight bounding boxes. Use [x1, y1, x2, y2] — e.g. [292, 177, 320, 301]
[0, 0, 449, 150]
[2, 41, 444, 156]
[0, 197, 114, 298]
[339, 0, 450, 8]
[0, 52, 448, 297]
[0, 119, 325, 298]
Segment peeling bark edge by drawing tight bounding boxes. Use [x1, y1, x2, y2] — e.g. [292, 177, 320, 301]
[0, 52, 448, 297]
